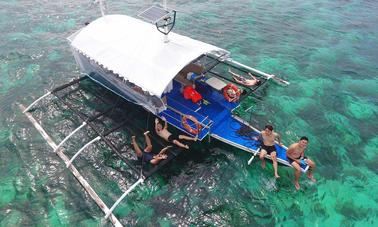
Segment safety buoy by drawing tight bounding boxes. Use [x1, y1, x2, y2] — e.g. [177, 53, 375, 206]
[223, 83, 241, 102]
[181, 115, 201, 135]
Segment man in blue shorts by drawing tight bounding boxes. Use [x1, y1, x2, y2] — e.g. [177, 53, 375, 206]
[131, 131, 171, 165]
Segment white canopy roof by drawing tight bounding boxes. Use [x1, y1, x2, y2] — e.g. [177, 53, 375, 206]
[69, 14, 228, 97]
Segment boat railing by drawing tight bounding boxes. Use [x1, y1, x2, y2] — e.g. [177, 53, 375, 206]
[165, 96, 213, 130]
[166, 105, 213, 130]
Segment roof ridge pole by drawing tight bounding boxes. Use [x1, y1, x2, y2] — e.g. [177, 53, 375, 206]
[163, 0, 169, 43]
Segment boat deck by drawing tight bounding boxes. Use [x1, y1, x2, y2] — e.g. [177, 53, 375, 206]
[159, 79, 238, 140]
[161, 80, 308, 170]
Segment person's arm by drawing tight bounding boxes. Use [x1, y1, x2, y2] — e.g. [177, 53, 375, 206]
[162, 116, 168, 130]
[159, 145, 172, 155]
[229, 68, 240, 78]
[155, 118, 160, 134]
[286, 145, 297, 161]
[151, 146, 172, 164]
[150, 156, 165, 165]
[300, 150, 304, 159]
[233, 76, 243, 83]
[254, 133, 263, 143]
[275, 133, 282, 146]
[247, 72, 257, 80]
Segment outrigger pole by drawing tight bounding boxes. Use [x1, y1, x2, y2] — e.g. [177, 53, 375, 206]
[23, 76, 88, 113]
[19, 103, 123, 227]
[21, 75, 186, 225]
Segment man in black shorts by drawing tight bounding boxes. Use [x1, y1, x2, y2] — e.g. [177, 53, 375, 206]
[258, 125, 282, 178]
[155, 117, 197, 149]
[286, 136, 316, 190]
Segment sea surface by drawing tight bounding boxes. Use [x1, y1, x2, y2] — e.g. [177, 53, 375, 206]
[0, 0, 377, 226]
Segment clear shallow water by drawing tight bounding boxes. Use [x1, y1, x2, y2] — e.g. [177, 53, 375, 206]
[0, 0, 377, 226]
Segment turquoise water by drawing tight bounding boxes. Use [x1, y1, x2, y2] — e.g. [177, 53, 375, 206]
[1, 0, 377, 226]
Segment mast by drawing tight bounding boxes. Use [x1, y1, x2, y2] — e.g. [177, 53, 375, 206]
[137, 3, 176, 43]
[94, 0, 106, 17]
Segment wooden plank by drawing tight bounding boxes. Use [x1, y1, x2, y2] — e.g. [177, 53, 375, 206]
[19, 104, 123, 227]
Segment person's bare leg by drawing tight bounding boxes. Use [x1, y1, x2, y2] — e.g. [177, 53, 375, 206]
[259, 149, 267, 168]
[179, 135, 197, 141]
[306, 159, 316, 182]
[143, 131, 152, 152]
[292, 162, 302, 190]
[271, 152, 280, 178]
[131, 136, 142, 157]
[173, 140, 189, 149]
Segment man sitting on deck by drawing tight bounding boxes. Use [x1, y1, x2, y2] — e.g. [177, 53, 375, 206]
[286, 136, 316, 190]
[258, 125, 282, 179]
[229, 68, 261, 86]
[131, 131, 171, 165]
[155, 116, 197, 149]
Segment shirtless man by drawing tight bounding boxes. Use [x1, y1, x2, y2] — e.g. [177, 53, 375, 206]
[258, 125, 282, 178]
[229, 69, 261, 86]
[286, 136, 316, 190]
[131, 131, 171, 165]
[155, 117, 197, 149]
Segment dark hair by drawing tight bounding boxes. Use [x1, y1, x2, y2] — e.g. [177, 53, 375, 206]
[300, 136, 309, 141]
[265, 125, 273, 131]
[256, 80, 261, 86]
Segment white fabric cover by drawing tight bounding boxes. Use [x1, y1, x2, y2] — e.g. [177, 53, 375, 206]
[70, 14, 227, 97]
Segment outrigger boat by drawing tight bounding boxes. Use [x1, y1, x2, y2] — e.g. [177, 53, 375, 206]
[21, 2, 309, 226]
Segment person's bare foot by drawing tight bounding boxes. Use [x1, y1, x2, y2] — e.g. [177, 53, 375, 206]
[275, 174, 280, 179]
[294, 182, 300, 190]
[184, 144, 190, 149]
[307, 174, 317, 183]
[144, 131, 150, 135]
[193, 135, 198, 141]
